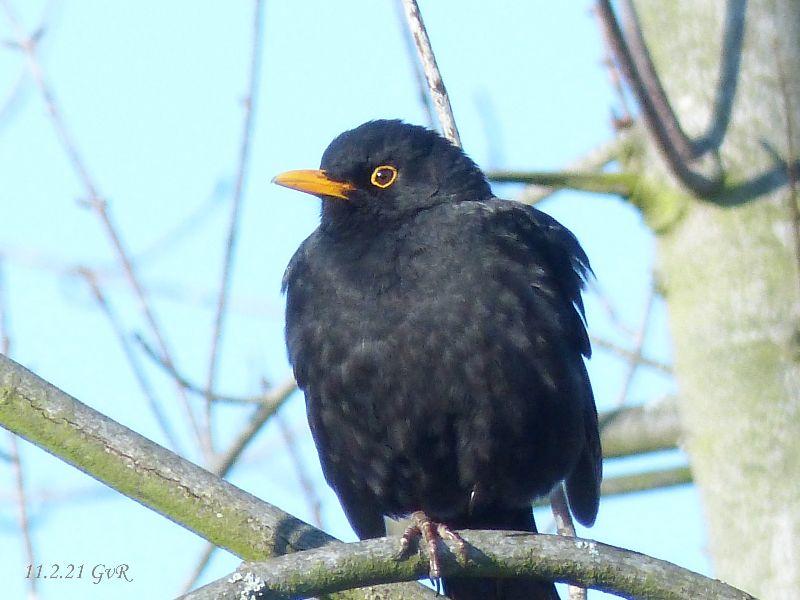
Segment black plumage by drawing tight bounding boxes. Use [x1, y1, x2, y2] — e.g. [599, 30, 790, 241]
[275, 120, 601, 600]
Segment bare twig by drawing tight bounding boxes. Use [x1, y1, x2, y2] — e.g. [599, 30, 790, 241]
[399, 0, 461, 146]
[595, 0, 723, 197]
[474, 90, 506, 169]
[549, 485, 586, 600]
[591, 5, 633, 130]
[590, 334, 672, 374]
[0, 0, 204, 452]
[6, 434, 38, 600]
[0, 68, 27, 130]
[203, 0, 266, 454]
[0, 260, 9, 356]
[136, 334, 279, 404]
[393, 0, 435, 129]
[0, 260, 38, 600]
[586, 278, 638, 339]
[509, 136, 623, 206]
[276, 411, 323, 528]
[132, 181, 231, 268]
[179, 543, 217, 597]
[181, 377, 299, 594]
[488, 170, 636, 197]
[613, 283, 658, 407]
[80, 270, 183, 452]
[210, 377, 298, 476]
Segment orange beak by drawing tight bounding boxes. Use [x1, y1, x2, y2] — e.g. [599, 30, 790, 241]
[271, 169, 354, 200]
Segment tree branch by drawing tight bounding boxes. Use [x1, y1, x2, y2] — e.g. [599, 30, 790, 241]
[0, 0, 204, 451]
[594, 0, 723, 197]
[600, 396, 681, 459]
[504, 136, 625, 206]
[488, 170, 637, 197]
[203, 0, 266, 452]
[0, 353, 435, 599]
[183, 530, 756, 600]
[399, 0, 461, 146]
[601, 465, 692, 498]
[591, 335, 672, 375]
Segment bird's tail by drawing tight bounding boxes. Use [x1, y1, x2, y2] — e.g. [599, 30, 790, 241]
[442, 507, 559, 600]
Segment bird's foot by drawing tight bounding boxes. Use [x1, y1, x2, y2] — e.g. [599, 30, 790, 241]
[396, 511, 469, 579]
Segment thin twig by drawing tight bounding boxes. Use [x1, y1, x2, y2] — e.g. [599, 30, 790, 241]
[0, 0, 204, 453]
[0, 260, 9, 356]
[80, 270, 183, 452]
[590, 334, 672, 375]
[276, 411, 323, 528]
[0, 260, 38, 600]
[179, 543, 217, 597]
[6, 434, 38, 600]
[180, 377, 298, 594]
[203, 0, 266, 453]
[474, 91, 505, 169]
[510, 136, 623, 206]
[136, 334, 278, 404]
[0, 244, 282, 318]
[613, 283, 657, 408]
[211, 377, 298, 476]
[594, 0, 723, 197]
[399, 0, 461, 146]
[586, 277, 638, 338]
[393, 0, 435, 129]
[488, 170, 636, 197]
[590, 5, 633, 130]
[132, 181, 231, 268]
[549, 485, 586, 600]
[0, 68, 27, 130]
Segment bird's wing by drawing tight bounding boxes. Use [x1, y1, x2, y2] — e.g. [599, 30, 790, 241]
[491, 201, 602, 526]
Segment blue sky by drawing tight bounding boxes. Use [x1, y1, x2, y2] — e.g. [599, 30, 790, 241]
[1, 2, 702, 598]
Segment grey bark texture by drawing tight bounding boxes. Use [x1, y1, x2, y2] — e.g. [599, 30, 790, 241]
[631, 1, 800, 596]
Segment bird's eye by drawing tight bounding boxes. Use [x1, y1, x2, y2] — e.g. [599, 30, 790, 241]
[370, 165, 398, 189]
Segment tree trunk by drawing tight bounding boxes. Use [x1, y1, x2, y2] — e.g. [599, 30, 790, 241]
[631, 1, 800, 596]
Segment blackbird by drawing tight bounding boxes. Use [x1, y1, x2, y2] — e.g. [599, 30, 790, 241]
[274, 120, 601, 600]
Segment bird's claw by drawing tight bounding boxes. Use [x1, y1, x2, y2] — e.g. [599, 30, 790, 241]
[396, 511, 469, 580]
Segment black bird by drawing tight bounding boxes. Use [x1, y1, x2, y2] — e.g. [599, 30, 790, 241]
[274, 120, 601, 600]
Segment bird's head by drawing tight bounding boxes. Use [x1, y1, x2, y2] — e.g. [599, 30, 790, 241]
[272, 120, 491, 226]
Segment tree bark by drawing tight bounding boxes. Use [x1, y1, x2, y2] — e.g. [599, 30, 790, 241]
[631, 1, 800, 596]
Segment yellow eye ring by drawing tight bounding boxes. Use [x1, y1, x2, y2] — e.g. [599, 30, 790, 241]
[370, 165, 398, 189]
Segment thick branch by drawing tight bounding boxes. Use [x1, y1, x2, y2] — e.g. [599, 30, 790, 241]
[0, 354, 433, 599]
[183, 531, 755, 600]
